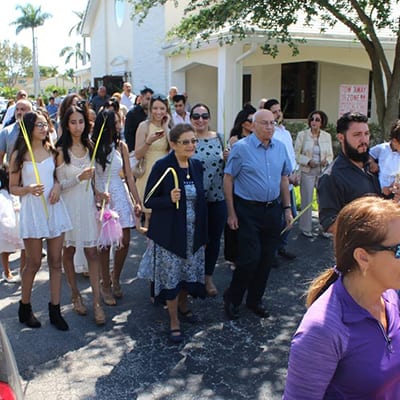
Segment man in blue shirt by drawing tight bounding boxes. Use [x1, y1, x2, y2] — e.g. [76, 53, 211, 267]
[46, 96, 58, 120]
[0, 99, 32, 164]
[223, 109, 294, 319]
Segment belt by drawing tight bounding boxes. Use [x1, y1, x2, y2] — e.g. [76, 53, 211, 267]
[234, 195, 279, 208]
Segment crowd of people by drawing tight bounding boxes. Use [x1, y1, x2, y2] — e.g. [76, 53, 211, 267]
[1, 81, 400, 395]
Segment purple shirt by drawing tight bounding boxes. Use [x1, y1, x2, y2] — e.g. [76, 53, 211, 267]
[283, 278, 400, 399]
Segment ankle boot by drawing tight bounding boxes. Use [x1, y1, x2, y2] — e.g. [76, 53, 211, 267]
[48, 303, 69, 331]
[18, 301, 41, 328]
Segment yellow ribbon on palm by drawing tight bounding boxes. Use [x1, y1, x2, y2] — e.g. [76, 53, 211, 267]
[144, 167, 179, 209]
[19, 120, 49, 219]
[86, 115, 107, 191]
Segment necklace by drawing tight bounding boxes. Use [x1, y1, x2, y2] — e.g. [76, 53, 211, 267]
[186, 167, 190, 179]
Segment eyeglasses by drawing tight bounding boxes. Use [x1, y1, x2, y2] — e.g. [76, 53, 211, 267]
[245, 118, 253, 124]
[255, 120, 276, 127]
[191, 113, 210, 120]
[35, 122, 48, 129]
[176, 138, 199, 145]
[367, 243, 400, 259]
[152, 94, 167, 101]
[311, 117, 321, 122]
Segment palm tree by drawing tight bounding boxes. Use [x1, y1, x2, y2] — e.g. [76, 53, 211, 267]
[69, 10, 89, 65]
[11, 4, 52, 96]
[59, 43, 90, 70]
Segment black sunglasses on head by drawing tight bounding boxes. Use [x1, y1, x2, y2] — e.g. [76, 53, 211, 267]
[152, 94, 167, 101]
[191, 113, 210, 120]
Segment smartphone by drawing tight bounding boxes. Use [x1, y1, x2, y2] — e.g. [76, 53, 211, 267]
[155, 130, 164, 136]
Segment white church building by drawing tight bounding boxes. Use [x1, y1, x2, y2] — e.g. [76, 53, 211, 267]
[81, 0, 397, 133]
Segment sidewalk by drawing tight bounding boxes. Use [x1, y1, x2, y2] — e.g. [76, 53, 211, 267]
[0, 225, 334, 400]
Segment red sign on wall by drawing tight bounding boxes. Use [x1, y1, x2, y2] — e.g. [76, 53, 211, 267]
[338, 85, 368, 117]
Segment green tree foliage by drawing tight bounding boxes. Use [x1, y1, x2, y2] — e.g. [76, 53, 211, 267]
[129, 0, 400, 134]
[11, 4, 52, 96]
[39, 66, 59, 78]
[0, 41, 32, 87]
[59, 43, 90, 70]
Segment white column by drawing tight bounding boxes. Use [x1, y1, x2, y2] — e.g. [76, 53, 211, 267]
[217, 44, 246, 140]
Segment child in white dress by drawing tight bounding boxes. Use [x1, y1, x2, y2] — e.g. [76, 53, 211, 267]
[0, 164, 24, 283]
[93, 109, 142, 305]
[9, 110, 72, 331]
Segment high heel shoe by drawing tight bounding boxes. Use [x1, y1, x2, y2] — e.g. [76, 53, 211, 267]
[18, 301, 41, 328]
[48, 303, 69, 331]
[93, 304, 106, 326]
[101, 286, 116, 306]
[72, 294, 87, 315]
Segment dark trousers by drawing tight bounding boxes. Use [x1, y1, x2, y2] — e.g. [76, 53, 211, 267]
[227, 196, 282, 306]
[205, 200, 227, 276]
[279, 189, 297, 250]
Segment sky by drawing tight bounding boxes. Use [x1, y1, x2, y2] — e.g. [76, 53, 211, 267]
[1, 0, 89, 73]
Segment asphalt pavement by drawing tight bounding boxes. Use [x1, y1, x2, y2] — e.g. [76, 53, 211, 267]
[0, 221, 334, 400]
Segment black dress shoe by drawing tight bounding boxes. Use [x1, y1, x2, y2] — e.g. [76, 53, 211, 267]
[224, 301, 240, 320]
[223, 291, 240, 320]
[271, 257, 280, 268]
[278, 248, 297, 260]
[246, 303, 270, 318]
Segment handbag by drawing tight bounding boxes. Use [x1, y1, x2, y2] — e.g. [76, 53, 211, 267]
[130, 151, 146, 179]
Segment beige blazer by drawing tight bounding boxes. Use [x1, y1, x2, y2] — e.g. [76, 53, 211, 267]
[295, 128, 333, 173]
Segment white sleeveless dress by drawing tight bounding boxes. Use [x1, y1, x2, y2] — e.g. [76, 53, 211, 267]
[19, 156, 72, 239]
[56, 150, 99, 248]
[95, 146, 134, 229]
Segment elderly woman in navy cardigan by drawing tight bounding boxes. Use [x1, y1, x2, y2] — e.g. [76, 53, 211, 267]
[142, 123, 207, 343]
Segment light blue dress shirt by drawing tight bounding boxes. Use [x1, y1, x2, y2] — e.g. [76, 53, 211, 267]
[224, 133, 291, 202]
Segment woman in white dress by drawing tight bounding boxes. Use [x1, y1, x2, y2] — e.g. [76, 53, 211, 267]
[93, 109, 142, 305]
[56, 105, 106, 325]
[9, 110, 72, 331]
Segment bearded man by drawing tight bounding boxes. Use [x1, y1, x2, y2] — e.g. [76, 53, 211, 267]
[318, 112, 381, 233]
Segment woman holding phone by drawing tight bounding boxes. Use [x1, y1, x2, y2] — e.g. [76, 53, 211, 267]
[134, 94, 170, 233]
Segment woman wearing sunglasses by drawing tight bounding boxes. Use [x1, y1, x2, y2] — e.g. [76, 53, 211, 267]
[134, 94, 170, 233]
[141, 123, 207, 343]
[190, 104, 227, 297]
[228, 103, 256, 147]
[294, 110, 333, 238]
[284, 196, 400, 399]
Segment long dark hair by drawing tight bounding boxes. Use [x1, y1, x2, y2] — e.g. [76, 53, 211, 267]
[230, 104, 256, 138]
[0, 163, 9, 192]
[91, 109, 119, 171]
[56, 105, 92, 164]
[12, 110, 56, 172]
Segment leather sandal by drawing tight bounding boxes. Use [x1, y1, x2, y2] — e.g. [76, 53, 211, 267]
[101, 286, 116, 306]
[112, 280, 123, 299]
[205, 276, 218, 297]
[72, 294, 87, 315]
[94, 304, 106, 326]
[178, 308, 198, 324]
[169, 328, 184, 344]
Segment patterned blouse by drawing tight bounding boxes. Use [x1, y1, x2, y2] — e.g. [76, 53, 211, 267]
[193, 133, 225, 202]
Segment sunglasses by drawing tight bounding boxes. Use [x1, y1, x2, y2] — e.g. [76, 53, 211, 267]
[311, 117, 321, 122]
[77, 100, 87, 108]
[191, 113, 210, 120]
[176, 138, 199, 145]
[367, 243, 400, 258]
[245, 118, 253, 123]
[152, 94, 167, 101]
